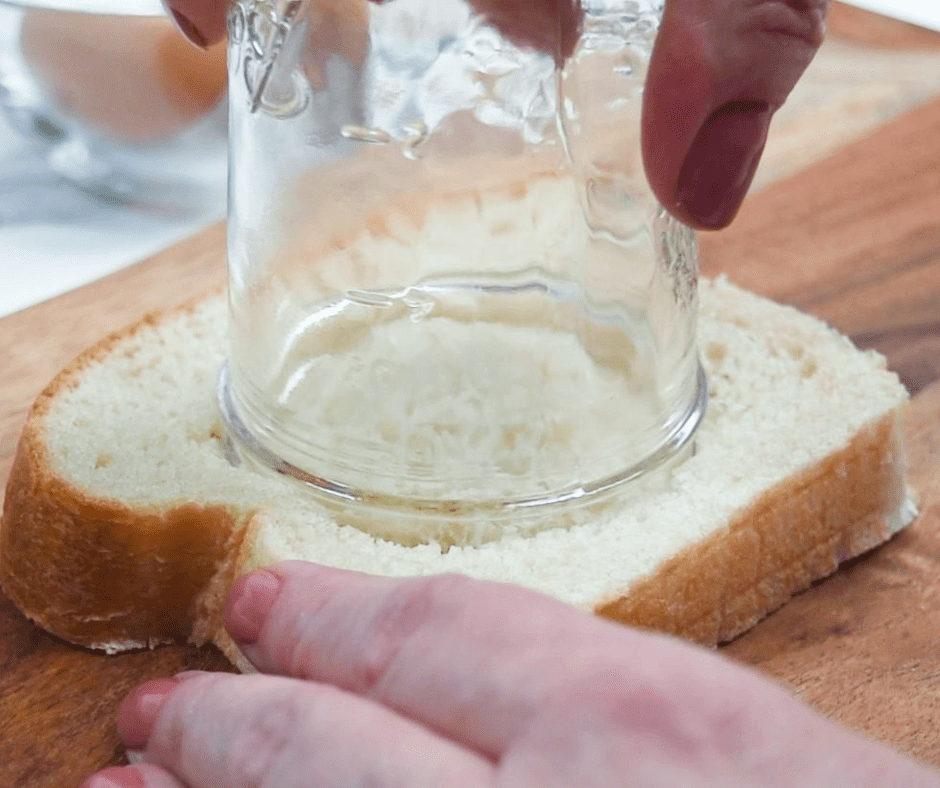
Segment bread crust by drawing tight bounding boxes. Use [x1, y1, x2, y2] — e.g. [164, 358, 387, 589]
[596, 413, 909, 645]
[1, 434, 238, 651]
[0, 297, 242, 652]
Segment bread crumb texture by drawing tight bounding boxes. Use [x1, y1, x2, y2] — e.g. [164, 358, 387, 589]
[1, 277, 911, 649]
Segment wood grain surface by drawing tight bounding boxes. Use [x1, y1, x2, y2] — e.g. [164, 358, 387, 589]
[826, 2, 940, 50]
[2, 7, 940, 787]
[699, 93, 940, 394]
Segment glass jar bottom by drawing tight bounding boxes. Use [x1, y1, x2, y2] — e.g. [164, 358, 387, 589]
[217, 351, 707, 547]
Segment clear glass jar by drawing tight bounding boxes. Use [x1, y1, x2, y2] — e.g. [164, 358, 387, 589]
[220, 0, 706, 545]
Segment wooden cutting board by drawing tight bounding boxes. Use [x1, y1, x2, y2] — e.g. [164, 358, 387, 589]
[2, 11, 940, 788]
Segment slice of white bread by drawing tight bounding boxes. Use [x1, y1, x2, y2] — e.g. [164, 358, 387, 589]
[0, 277, 916, 670]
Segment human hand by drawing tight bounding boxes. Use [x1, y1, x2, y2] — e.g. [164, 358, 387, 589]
[162, 0, 825, 230]
[642, 0, 827, 228]
[82, 561, 939, 788]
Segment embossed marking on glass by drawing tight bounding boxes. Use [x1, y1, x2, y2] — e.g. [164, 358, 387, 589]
[219, 0, 707, 544]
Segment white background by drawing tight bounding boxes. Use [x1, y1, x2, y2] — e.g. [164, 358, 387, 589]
[844, 0, 940, 32]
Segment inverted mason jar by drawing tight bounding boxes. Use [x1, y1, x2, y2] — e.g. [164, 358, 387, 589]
[220, 0, 706, 545]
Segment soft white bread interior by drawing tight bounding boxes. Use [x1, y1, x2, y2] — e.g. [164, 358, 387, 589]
[0, 277, 915, 666]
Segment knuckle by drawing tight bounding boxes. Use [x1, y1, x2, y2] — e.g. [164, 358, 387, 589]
[712, 0, 827, 106]
[555, 656, 757, 751]
[741, 0, 828, 48]
[354, 573, 477, 694]
[223, 685, 307, 786]
[154, 674, 229, 769]
[410, 572, 478, 609]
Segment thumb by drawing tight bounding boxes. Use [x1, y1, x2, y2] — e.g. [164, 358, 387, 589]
[642, 0, 828, 229]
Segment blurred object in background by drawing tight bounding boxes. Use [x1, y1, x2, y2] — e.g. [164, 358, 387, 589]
[0, 0, 227, 215]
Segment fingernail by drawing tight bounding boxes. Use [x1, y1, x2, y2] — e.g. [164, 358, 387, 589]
[166, 6, 209, 48]
[80, 766, 145, 788]
[675, 100, 772, 229]
[225, 569, 282, 644]
[116, 677, 181, 749]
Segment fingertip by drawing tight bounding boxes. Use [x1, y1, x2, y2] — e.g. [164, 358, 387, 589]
[83, 764, 190, 788]
[672, 100, 771, 230]
[224, 562, 369, 660]
[80, 766, 145, 788]
[224, 568, 283, 644]
[116, 678, 182, 750]
[640, 5, 712, 224]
